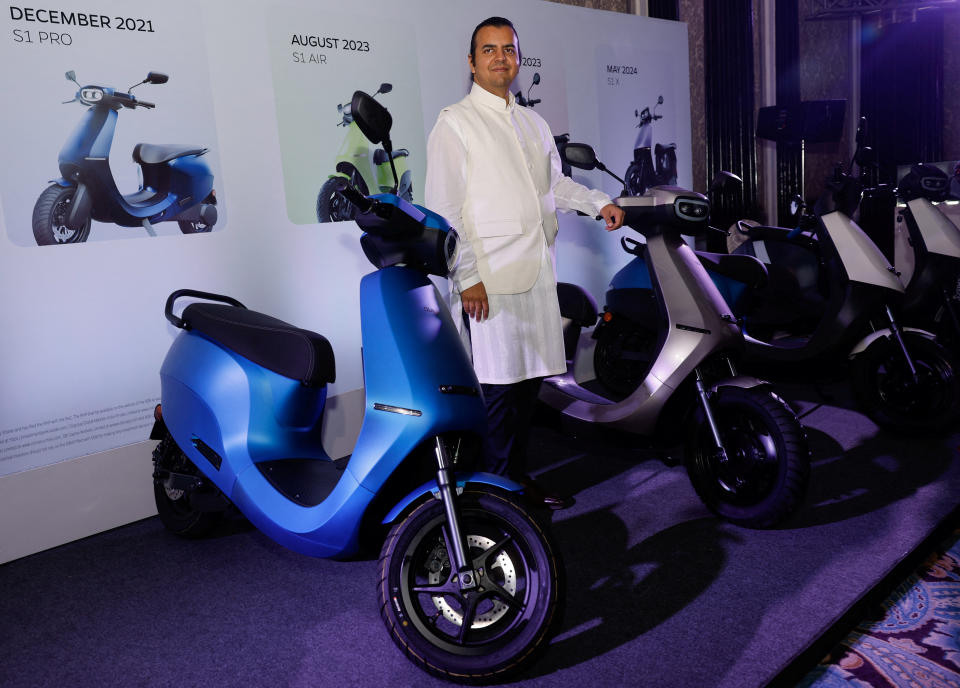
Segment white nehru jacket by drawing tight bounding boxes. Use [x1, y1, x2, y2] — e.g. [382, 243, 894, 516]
[426, 83, 612, 384]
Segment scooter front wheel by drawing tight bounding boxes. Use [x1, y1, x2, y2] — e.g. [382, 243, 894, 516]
[32, 184, 91, 245]
[685, 387, 809, 528]
[851, 332, 960, 434]
[378, 486, 563, 683]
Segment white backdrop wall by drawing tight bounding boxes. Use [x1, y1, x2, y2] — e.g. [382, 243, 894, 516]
[0, 0, 690, 562]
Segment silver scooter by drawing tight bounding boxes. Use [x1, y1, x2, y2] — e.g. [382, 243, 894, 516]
[541, 143, 811, 528]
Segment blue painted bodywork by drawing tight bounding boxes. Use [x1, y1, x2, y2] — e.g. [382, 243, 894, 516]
[159, 214, 492, 559]
[56, 86, 214, 227]
[609, 254, 747, 312]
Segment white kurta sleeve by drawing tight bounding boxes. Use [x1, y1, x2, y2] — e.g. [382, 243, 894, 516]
[425, 114, 481, 293]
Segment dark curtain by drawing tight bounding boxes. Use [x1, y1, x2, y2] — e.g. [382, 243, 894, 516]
[860, 12, 943, 185]
[704, 0, 759, 245]
[775, 0, 802, 223]
[648, 0, 679, 21]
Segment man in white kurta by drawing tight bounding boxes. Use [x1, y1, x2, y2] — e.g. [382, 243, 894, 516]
[425, 17, 624, 507]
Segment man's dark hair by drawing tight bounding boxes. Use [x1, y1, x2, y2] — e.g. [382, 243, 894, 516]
[469, 16, 517, 61]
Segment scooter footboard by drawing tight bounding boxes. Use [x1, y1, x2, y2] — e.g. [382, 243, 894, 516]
[381, 472, 523, 525]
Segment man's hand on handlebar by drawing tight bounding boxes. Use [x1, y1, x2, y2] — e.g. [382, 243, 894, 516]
[599, 203, 625, 231]
[461, 282, 489, 322]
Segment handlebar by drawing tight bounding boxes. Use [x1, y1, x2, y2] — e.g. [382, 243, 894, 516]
[138, 100, 155, 109]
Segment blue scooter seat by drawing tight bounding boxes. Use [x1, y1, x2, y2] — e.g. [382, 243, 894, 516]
[181, 303, 336, 386]
[133, 143, 208, 165]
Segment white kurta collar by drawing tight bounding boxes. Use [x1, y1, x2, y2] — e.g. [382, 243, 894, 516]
[469, 82, 515, 112]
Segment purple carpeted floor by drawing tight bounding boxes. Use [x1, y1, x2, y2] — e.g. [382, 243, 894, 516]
[1, 380, 958, 687]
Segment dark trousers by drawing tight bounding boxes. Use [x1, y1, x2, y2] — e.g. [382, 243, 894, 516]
[480, 377, 543, 481]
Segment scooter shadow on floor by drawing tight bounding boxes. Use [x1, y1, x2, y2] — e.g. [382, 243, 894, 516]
[524, 513, 735, 677]
[786, 424, 958, 529]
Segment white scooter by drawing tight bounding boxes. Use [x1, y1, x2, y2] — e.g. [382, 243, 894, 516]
[540, 143, 811, 529]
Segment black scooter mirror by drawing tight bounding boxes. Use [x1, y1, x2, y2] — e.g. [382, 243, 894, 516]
[65, 70, 79, 85]
[351, 90, 393, 147]
[657, 95, 664, 105]
[146, 72, 169, 85]
[564, 143, 599, 171]
[531, 72, 540, 86]
[710, 170, 743, 193]
[378, 83, 393, 95]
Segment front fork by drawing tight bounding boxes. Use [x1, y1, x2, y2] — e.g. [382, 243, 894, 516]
[884, 305, 920, 381]
[433, 436, 478, 592]
[694, 366, 730, 465]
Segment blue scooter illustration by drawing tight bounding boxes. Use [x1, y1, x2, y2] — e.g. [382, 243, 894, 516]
[32, 70, 217, 245]
[150, 91, 561, 682]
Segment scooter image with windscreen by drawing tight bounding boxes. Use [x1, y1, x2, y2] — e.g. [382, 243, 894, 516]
[150, 91, 561, 683]
[624, 96, 678, 196]
[33, 70, 217, 245]
[542, 143, 810, 528]
[315, 82, 413, 224]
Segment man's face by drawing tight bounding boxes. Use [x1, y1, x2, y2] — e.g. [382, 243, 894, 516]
[469, 25, 520, 98]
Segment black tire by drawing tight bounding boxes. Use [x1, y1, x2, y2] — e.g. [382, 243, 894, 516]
[32, 184, 91, 245]
[378, 486, 563, 684]
[624, 161, 646, 196]
[316, 171, 368, 223]
[851, 332, 960, 434]
[685, 387, 809, 528]
[593, 325, 655, 398]
[152, 433, 225, 538]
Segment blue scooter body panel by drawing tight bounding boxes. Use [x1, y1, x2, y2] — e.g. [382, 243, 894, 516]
[346, 267, 487, 494]
[159, 263, 486, 559]
[382, 472, 524, 525]
[609, 255, 653, 291]
[57, 95, 214, 227]
[610, 254, 746, 315]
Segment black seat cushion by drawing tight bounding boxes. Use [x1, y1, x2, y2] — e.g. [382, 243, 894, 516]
[182, 303, 335, 386]
[133, 143, 208, 165]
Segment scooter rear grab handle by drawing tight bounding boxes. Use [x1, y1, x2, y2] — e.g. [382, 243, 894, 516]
[164, 289, 246, 329]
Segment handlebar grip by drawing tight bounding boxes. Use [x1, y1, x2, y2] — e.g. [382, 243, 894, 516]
[138, 100, 156, 109]
[335, 182, 374, 213]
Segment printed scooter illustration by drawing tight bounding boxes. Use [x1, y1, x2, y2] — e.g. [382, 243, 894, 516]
[624, 96, 678, 196]
[542, 142, 810, 528]
[514, 72, 573, 177]
[33, 70, 217, 245]
[315, 82, 413, 223]
[151, 90, 561, 682]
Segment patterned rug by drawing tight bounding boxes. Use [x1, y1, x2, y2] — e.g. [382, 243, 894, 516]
[800, 529, 960, 687]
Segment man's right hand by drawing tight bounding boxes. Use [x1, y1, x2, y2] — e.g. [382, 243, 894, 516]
[461, 282, 489, 322]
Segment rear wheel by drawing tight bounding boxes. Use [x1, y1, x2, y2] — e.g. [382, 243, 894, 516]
[851, 332, 960, 434]
[686, 386, 809, 528]
[32, 184, 91, 245]
[152, 433, 226, 537]
[378, 486, 562, 683]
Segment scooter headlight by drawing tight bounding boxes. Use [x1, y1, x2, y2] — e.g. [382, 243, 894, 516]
[79, 87, 104, 105]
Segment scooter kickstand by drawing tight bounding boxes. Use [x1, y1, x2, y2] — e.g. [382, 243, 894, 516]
[142, 218, 157, 237]
[433, 436, 478, 592]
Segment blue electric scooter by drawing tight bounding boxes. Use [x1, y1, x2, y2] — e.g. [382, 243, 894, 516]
[149, 91, 561, 683]
[32, 70, 217, 245]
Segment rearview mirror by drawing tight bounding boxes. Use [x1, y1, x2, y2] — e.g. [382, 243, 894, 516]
[378, 83, 392, 95]
[146, 72, 168, 84]
[531, 72, 540, 85]
[563, 143, 598, 171]
[65, 70, 77, 83]
[352, 90, 393, 147]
